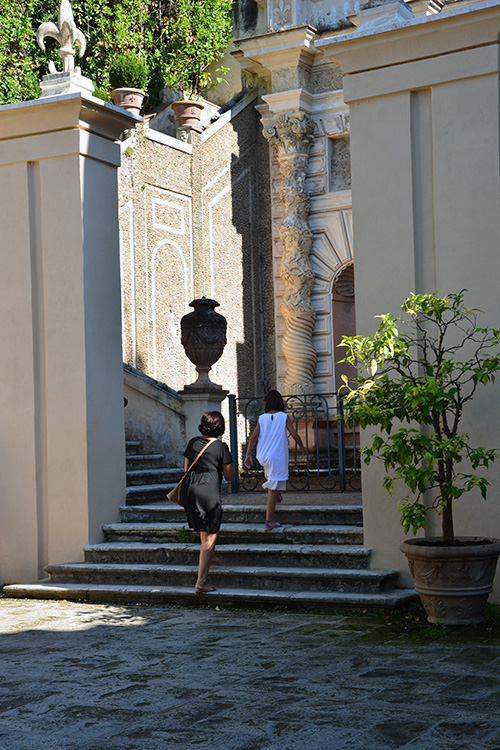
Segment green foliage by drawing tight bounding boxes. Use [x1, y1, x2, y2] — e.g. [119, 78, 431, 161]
[160, 0, 232, 98]
[340, 291, 500, 543]
[0, 0, 232, 107]
[109, 52, 149, 90]
[0, 0, 48, 103]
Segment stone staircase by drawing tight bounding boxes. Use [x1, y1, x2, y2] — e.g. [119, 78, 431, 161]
[2, 441, 417, 611]
[125, 439, 182, 504]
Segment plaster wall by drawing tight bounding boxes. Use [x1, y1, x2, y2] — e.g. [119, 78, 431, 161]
[320, 2, 500, 600]
[0, 94, 134, 584]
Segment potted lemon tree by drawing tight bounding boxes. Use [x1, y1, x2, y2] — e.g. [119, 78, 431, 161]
[162, 0, 232, 128]
[340, 291, 500, 624]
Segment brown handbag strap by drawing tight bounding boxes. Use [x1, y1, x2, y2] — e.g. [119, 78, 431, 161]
[182, 437, 217, 482]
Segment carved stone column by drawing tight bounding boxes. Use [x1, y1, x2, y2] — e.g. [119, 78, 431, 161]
[263, 112, 317, 395]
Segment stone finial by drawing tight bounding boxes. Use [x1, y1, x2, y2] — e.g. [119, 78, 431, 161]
[37, 0, 86, 75]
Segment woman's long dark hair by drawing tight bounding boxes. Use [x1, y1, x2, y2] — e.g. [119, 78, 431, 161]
[264, 390, 285, 413]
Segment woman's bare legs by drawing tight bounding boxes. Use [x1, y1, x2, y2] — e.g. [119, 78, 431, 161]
[266, 489, 279, 527]
[195, 532, 218, 592]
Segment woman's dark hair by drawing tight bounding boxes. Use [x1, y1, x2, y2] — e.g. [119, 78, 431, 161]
[264, 390, 285, 413]
[199, 411, 225, 437]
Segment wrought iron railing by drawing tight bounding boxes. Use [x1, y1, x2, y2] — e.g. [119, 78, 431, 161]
[228, 392, 361, 493]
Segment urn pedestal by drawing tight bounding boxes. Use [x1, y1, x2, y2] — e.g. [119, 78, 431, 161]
[179, 298, 228, 441]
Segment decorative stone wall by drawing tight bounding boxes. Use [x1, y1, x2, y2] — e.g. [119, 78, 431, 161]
[259, 72, 353, 395]
[118, 94, 275, 407]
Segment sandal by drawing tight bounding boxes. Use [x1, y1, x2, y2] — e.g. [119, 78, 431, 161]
[195, 582, 216, 595]
[265, 520, 281, 530]
[276, 492, 283, 504]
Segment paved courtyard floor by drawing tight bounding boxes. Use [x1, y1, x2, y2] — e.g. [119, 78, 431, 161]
[0, 597, 499, 750]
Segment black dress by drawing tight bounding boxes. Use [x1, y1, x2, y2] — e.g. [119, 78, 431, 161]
[183, 436, 233, 533]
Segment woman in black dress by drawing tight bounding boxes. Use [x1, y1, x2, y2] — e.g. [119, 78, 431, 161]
[183, 411, 234, 594]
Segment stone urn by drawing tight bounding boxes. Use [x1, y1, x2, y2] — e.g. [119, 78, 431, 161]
[181, 298, 227, 391]
[400, 537, 500, 625]
[111, 87, 145, 116]
[171, 100, 205, 129]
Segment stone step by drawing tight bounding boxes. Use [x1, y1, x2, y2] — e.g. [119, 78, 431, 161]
[44, 562, 400, 594]
[102, 522, 364, 546]
[125, 483, 177, 504]
[84, 542, 371, 569]
[125, 440, 142, 456]
[126, 468, 184, 487]
[2, 581, 418, 612]
[120, 503, 364, 527]
[126, 454, 165, 470]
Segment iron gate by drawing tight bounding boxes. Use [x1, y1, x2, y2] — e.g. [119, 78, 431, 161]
[228, 393, 361, 493]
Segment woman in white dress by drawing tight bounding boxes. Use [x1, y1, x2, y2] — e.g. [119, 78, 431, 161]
[244, 390, 306, 529]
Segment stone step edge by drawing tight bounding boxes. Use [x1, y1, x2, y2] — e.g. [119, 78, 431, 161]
[126, 454, 164, 461]
[126, 484, 177, 493]
[46, 562, 396, 580]
[103, 523, 364, 533]
[126, 469, 183, 478]
[122, 504, 363, 513]
[2, 582, 418, 610]
[84, 542, 371, 554]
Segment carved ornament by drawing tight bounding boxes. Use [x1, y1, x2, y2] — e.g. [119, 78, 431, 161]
[37, 0, 86, 75]
[263, 112, 318, 395]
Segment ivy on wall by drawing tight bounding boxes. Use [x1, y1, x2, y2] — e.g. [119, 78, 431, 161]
[0, 0, 233, 107]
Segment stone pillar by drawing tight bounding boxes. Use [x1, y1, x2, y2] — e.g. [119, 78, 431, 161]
[0, 94, 138, 583]
[262, 112, 317, 396]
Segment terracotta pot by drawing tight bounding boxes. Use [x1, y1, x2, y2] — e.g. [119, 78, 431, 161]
[110, 88, 145, 116]
[180, 297, 227, 391]
[171, 100, 205, 128]
[400, 537, 500, 625]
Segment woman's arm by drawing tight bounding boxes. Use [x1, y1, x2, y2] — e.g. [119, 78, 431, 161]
[184, 457, 189, 472]
[286, 415, 306, 456]
[222, 462, 235, 481]
[243, 422, 260, 468]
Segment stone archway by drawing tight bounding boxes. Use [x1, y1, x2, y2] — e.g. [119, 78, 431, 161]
[332, 262, 356, 391]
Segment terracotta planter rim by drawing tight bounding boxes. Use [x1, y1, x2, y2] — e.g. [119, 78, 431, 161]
[111, 87, 146, 96]
[172, 99, 205, 108]
[401, 537, 500, 559]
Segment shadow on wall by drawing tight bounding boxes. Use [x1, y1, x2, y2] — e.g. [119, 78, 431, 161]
[123, 364, 186, 467]
[231, 104, 276, 401]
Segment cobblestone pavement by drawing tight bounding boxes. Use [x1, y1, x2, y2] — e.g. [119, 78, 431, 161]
[0, 598, 499, 750]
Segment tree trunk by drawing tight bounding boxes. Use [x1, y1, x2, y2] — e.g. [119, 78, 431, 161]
[441, 494, 454, 543]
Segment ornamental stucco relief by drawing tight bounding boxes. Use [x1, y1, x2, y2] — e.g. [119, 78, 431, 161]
[263, 112, 317, 395]
[330, 138, 352, 192]
[271, 0, 293, 29]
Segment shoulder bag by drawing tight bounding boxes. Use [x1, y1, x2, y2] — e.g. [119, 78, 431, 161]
[166, 438, 217, 506]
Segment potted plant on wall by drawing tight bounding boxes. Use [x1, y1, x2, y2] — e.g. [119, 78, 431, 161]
[109, 52, 149, 115]
[340, 290, 500, 625]
[162, 0, 232, 128]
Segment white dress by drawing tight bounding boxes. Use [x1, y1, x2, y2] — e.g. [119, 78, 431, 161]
[256, 411, 289, 491]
